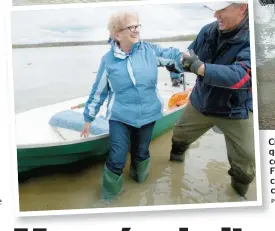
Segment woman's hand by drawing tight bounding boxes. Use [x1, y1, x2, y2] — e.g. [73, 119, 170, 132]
[80, 122, 91, 138]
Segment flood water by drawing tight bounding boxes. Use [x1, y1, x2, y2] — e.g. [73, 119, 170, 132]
[19, 129, 257, 211]
[254, 0, 275, 129]
[11, 4, 258, 213]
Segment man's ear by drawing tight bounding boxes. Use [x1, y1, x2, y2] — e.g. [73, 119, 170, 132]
[240, 3, 248, 14]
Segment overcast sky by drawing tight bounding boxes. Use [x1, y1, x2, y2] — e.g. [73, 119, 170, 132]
[11, 3, 216, 44]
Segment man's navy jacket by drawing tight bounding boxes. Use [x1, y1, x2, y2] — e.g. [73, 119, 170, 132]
[188, 18, 252, 119]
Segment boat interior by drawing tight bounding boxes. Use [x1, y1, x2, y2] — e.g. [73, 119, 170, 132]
[16, 83, 189, 148]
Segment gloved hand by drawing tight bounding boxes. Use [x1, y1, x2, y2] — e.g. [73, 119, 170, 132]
[166, 64, 180, 74]
[181, 50, 204, 74]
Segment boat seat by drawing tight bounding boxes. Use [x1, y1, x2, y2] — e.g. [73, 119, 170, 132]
[49, 110, 109, 135]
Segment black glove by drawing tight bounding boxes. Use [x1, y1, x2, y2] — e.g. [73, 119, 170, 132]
[166, 64, 180, 74]
[181, 50, 204, 74]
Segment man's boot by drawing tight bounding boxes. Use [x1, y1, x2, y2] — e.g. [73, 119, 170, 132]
[170, 141, 189, 163]
[231, 177, 249, 197]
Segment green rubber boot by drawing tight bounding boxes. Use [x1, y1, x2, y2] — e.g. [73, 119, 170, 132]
[231, 177, 249, 198]
[130, 157, 150, 183]
[100, 165, 124, 201]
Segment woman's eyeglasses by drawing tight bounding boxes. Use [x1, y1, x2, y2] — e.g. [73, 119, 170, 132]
[120, 24, 141, 32]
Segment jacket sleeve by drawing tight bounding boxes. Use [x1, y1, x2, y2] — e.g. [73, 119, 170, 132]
[149, 43, 184, 73]
[188, 23, 210, 53]
[188, 35, 201, 54]
[202, 46, 251, 89]
[83, 58, 109, 123]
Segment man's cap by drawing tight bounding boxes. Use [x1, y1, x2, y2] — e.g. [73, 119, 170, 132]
[204, 0, 247, 11]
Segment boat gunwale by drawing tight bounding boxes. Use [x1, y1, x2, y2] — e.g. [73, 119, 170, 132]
[17, 104, 186, 150]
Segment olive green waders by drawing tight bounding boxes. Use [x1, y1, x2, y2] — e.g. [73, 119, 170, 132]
[170, 102, 255, 197]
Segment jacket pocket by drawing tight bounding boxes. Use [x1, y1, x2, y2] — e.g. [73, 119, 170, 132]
[201, 85, 247, 116]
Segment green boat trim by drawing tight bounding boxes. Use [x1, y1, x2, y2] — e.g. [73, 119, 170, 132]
[17, 106, 185, 174]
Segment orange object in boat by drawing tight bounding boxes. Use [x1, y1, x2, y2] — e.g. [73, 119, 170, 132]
[168, 88, 193, 110]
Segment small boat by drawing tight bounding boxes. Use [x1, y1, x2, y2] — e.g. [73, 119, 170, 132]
[16, 81, 192, 175]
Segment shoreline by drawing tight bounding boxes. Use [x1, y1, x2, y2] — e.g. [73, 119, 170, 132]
[12, 34, 197, 49]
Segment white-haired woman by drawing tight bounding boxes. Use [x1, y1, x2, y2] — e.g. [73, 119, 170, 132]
[81, 11, 183, 201]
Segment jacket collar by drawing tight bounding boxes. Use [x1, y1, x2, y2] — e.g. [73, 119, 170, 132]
[207, 16, 249, 45]
[108, 38, 142, 59]
[220, 15, 249, 44]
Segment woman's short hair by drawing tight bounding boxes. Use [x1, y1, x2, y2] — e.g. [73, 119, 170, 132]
[108, 11, 139, 39]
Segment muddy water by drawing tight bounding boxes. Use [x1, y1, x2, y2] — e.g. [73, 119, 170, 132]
[254, 1, 275, 129]
[14, 41, 257, 212]
[19, 129, 257, 212]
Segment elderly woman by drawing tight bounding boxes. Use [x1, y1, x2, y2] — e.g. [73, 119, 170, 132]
[81, 11, 183, 201]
